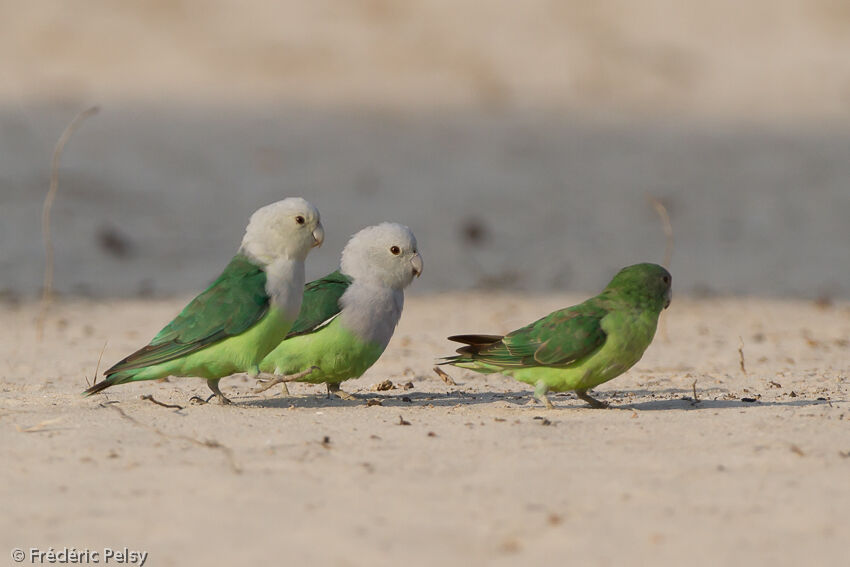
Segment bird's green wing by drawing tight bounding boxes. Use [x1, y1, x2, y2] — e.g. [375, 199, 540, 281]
[456, 304, 608, 368]
[519, 307, 608, 365]
[106, 254, 269, 375]
[285, 270, 353, 338]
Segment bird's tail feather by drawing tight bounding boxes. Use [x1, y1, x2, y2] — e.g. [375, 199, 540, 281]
[81, 371, 134, 397]
[82, 378, 115, 397]
[446, 334, 503, 346]
[444, 334, 504, 359]
[437, 355, 464, 366]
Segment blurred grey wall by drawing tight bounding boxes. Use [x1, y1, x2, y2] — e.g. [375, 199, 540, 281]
[2, 1, 849, 298]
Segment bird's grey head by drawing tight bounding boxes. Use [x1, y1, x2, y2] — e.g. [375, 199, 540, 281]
[340, 223, 423, 289]
[240, 198, 324, 265]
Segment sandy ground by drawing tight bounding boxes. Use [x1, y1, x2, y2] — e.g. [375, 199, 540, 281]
[1, 293, 848, 566]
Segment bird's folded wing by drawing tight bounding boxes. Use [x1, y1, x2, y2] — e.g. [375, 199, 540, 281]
[498, 307, 608, 367]
[106, 255, 269, 374]
[285, 270, 353, 338]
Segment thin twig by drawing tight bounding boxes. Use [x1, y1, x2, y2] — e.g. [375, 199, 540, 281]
[738, 336, 747, 375]
[37, 106, 100, 340]
[140, 394, 185, 411]
[691, 379, 700, 405]
[86, 340, 109, 389]
[433, 366, 457, 386]
[15, 418, 64, 433]
[104, 403, 241, 473]
[648, 196, 673, 268]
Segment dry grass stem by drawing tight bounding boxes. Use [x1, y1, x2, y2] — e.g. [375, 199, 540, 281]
[649, 196, 674, 268]
[37, 106, 100, 340]
[433, 366, 457, 386]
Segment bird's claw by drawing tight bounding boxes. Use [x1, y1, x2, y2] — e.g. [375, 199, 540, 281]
[254, 367, 318, 395]
[533, 380, 555, 410]
[206, 380, 233, 404]
[200, 393, 232, 405]
[326, 382, 356, 400]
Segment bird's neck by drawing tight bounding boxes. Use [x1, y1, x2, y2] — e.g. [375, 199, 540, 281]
[339, 281, 404, 347]
[600, 287, 665, 314]
[264, 257, 305, 320]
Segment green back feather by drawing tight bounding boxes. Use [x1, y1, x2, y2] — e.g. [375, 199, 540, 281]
[450, 303, 608, 368]
[285, 270, 353, 338]
[105, 254, 269, 376]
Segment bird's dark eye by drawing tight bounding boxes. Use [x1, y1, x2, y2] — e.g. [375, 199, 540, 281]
[295, 216, 305, 225]
[390, 246, 401, 255]
[662, 275, 671, 285]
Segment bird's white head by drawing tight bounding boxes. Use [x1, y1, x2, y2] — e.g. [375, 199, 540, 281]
[240, 198, 324, 265]
[340, 223, 423, 289]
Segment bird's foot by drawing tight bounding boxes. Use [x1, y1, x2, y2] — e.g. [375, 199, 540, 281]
[206, 380, 233, 404]
[254, 367, 318, 394]
[327, 383, 356, 400]
[575, 389, 609, 409]
[534, 380, 555, 410]
[205, 393, 233, 405]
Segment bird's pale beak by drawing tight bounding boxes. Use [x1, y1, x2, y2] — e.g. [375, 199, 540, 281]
[410, 253, 424, 278]
[664, 288, 672, 309]
[312, 224, 325, 248]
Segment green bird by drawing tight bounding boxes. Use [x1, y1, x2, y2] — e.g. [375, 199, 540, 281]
[255, 223, 423, 399]
[440, 263, 671, 409]
[83, 198, 324, 404]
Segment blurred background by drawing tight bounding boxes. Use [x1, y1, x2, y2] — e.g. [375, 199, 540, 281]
[1, 0, 849, 299]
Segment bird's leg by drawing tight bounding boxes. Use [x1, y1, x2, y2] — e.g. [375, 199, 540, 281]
[253, 367, 318, 394]
[534, 380, 555, 410]
[206, 379, 233, 405]
[249, 372, 290, 398]
[327, 382, 356, 400]
[575, 389, 609, 409]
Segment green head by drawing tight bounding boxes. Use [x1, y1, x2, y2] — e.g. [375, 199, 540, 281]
[604, 263, 672, 311]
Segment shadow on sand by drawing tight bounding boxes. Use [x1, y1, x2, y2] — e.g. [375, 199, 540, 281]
[235, 386, 838, 412]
